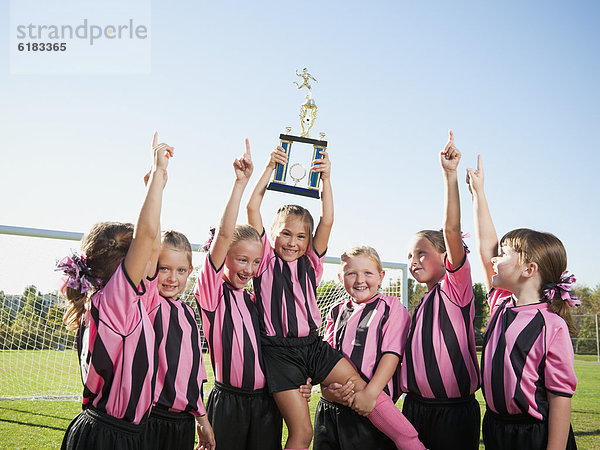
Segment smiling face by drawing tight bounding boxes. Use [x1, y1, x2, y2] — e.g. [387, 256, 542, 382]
[407, 236, 446, 290]
[271, 216, 310, 262]
[339, 254, 385, 303]
[158, 247, 193, 298]
[223, 239, 263, 289]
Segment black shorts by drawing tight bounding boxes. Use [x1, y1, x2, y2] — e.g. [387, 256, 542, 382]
[140, 406, 195, 450]
[402, 393, 480, 450]
[61, 407, 144, 450]
[206, 382, 282, 450]
[313, 397, 396, 450]
[261, 332, 343, 393]
[482, 409, 577, 450]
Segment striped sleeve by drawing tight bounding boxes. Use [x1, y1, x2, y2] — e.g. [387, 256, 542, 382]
[442, 255, 472, 307]
[195, 254, 224, 312]
[380, 299, 410, 357]
[99, 263, 147, 334]
[305, 243, 326, 285]
[545, 321, 577, 397]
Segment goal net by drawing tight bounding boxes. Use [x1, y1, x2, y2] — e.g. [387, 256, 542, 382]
[0, 230, 407, 400]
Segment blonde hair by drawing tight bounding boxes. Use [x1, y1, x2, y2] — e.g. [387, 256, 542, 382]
[414, 230, 446, 254]
[340, 245, 383, 273]
[271, 205, 314, 239]
[162, 230, 192, 265]
[231, 224, 261, 248]
[501, 228, 576, 334]
[64, 222, 134, 331]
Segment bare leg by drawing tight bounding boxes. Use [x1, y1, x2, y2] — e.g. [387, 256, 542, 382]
[273, 389, 313, 449]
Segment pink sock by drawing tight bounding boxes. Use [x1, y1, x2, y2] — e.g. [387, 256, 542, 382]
[367, 392, 425, 450]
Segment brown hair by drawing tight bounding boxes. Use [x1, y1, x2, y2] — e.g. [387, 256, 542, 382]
[162, 230, 193, 265]
[501, 228, 576, 334]
[231, 224, 261, 248]
[63, 222, 134, 331]
[414, 230, 446, 254]
[341, 245, 383, 273]
[271, 205, 314, 239]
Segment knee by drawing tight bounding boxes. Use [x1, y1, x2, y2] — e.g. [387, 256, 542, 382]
[289, 422, 313, 445]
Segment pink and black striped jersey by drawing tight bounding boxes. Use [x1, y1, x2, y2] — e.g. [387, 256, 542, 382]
[400, 256, 480, 399]
[195, 255, 266, 390]
[77, 263, 156, 424]
[253, 231, 325, 338]
[145, 274, 207, 416]
[324, 295, 410, 402]
[481, 288, 577, 420]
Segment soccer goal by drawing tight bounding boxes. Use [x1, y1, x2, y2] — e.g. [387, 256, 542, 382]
[0, 225, 407, 400]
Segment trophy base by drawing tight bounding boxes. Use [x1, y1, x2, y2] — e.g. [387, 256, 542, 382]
[266, 182, 320, 199]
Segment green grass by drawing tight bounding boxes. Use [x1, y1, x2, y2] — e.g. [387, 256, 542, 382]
[1, 361, 599, 449]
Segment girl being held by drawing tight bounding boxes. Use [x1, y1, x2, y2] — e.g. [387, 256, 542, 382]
[400, 131, 481, 450]
[313, 246, 424, 450]
[195, 141, 311, 450]
[467, 155, 578, 450]
[141, 230, 214, 450]
[247, 146, 418, 450]
[59, 133, 173, 450]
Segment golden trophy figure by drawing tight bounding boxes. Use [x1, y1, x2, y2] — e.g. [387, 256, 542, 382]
[267, 68, 328, 199]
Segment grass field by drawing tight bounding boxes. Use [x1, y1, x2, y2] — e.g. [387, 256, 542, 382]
[1, 359, 598, 449]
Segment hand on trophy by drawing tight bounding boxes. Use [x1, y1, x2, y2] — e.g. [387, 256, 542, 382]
[267, 146, 289, 171]
[310, 151, 331, 181]
[233, 138, 254, 183]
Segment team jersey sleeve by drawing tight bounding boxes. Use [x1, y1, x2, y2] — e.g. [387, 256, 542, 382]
[256, 229, 274, 276]
[487, 288, 512, 314]
[442, 254, 473, 307]
[306, 243, 326, 285]
[545, 320, 577, 397]
[96, 262, 147, 335]
[324, 303, 341, 348]
[140, 266, 159, 312]
[380, 298, 410, 357]
[195, 254, 224, 312]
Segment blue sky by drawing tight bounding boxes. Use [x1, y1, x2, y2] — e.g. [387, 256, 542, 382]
[1, 0, 599, 294]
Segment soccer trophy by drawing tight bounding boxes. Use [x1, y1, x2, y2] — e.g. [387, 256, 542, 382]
[266, 68, 328, 199]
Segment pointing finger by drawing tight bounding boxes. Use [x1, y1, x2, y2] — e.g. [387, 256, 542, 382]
[245, 138, 251, 156]
[477, 154, 482, 172]
[152, 132, 158, 148]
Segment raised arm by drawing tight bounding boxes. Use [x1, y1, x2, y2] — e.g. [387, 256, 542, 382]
[210, 139, 254, 268]
[466, 154, 498, 291]
[312, 151, 333, 255]
[246, 146, 287, 233]
[440, 130, 464, 269]
[125, 132, 173, 288]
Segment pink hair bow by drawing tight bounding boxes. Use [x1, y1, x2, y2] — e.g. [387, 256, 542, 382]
[543, 271, 581, 307]
[55, 250, 100, 295]
[201, 227, 216, 252]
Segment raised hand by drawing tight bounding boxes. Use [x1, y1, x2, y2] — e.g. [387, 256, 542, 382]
[310, 151, 331, 181]
[440, 130, 461, 172]
[466, 154, 484, 195]
[151, 132, 174, 185]
[233, 138, 254, 183]
[267, 146, 288, 170]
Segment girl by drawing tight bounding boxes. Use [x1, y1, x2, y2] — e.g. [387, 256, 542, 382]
[313, 245, 424, 450]
[247, 146, 419, 450]
[59, 133, 173, 449]
[195, 141, 312, 450]
[466, 155, 578, 450]
[400, 131, 481, 450]
[141, 230, 215, 450]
